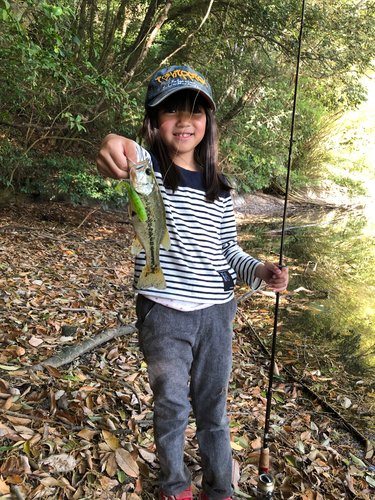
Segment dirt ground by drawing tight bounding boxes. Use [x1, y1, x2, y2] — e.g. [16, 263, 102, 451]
[233, 192, 287, 216]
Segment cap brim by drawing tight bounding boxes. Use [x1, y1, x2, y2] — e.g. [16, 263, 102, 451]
[146, 86, 216, 111]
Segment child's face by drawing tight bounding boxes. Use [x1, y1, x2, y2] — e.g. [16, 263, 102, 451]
[157, 96, 207, 167]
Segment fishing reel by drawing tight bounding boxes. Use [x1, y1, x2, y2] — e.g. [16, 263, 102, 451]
[256, 473, 275, 499]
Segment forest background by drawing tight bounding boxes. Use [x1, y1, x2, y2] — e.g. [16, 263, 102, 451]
[1, 0, 375, 204]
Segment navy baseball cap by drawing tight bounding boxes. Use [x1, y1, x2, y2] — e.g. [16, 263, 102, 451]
[145, 65, 216, 111]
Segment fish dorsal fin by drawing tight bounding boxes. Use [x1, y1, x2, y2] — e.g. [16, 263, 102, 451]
[161, 228, 171, 251]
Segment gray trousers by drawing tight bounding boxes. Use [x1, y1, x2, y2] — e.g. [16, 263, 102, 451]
[136, 295, 237, 499]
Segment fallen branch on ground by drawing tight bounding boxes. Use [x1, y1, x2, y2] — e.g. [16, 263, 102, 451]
[32, 323, 137, 372]
[10, 485, 25, 500]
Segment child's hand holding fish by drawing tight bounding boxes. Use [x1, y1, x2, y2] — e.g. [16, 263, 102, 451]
[97, 134, 137, 180]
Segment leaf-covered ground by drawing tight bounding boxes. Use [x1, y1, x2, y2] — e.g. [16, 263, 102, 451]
[0, 202, 374, 500]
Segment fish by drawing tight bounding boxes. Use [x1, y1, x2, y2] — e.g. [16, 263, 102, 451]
[117, 158, 171, 290]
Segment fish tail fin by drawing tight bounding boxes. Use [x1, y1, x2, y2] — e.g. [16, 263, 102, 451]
[137, 264, 167, 290]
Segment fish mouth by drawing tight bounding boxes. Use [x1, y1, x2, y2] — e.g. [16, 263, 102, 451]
[129, 159, 154, 196]
[134, 159, 150, 171]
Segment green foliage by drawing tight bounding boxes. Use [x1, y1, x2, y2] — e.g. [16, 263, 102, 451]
[1, 0, 375, 197]
[45, 156, 121, 206]
[329, 174, 368, 197]
[0, 137, 122, 205]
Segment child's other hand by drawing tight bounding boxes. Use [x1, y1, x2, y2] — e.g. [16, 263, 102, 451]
[96, 134, 137, 180]
[255, 262, 289, 292]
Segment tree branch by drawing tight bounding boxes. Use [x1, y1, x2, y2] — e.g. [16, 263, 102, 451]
[32, 324, 137, 372]
[0, 120, 68, 131]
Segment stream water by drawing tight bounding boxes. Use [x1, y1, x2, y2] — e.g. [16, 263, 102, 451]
[237, 204, 375, 376]
[237, 204, 375, 443]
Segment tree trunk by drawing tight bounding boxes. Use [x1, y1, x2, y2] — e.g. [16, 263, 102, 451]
[88, 0, 97, 64]
[125, 1, 172, 80]
[121, 0, 160, 79]
[98, 0, 128, 71]
[74, 0, 88, 58]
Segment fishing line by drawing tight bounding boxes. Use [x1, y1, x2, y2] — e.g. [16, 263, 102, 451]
[257, 0, 306, 493]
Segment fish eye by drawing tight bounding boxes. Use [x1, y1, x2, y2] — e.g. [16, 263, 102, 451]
[145, 167, 152, 175]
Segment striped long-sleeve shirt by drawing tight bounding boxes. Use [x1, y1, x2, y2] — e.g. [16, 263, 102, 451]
[133, 144, 262, 304]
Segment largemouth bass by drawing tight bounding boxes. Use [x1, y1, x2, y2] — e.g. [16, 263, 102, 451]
[118, 158, 171, 290]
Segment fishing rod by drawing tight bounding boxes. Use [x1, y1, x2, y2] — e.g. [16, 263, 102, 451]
[257, 0, 306, 497]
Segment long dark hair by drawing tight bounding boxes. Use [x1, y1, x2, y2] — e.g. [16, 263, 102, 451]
[141, 90, 232, 202]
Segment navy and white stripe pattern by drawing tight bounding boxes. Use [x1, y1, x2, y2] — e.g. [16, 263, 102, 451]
[133, 143, 262, 303]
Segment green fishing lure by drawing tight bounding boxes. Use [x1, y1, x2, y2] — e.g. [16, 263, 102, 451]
[116, 181, 148, 222]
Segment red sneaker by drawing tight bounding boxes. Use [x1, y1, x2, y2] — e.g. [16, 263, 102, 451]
[199, 492, 232, 500]
[159, 487, 193, 500]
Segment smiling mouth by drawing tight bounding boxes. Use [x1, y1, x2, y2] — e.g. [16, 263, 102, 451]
[174, 133, 192, 138]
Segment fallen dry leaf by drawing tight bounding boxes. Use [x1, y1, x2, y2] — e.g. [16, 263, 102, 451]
[100, 476, 119, 490]
[102, 430, 120, 451]
[6, 415, 31, 425]
[40, 454, 77, 473]
[106, 452, 118, 477]
[28, 337, 43, 347]
[43, 365, 62, 378]
[0, 478, 10, 495]
[115, 448, 139, 478]
[77, 428, 97, 440]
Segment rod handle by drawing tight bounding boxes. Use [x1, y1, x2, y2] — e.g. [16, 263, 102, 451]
[259, 447, 269, 474]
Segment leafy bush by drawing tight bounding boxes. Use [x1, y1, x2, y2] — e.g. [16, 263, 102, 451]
[0, 137, 123, 205]
[330, 174, 368, 197]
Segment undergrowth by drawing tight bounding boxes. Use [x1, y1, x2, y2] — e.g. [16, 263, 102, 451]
[0, 137, 122, 206]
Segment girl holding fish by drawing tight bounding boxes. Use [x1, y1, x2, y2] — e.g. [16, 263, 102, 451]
[97, 66, 289, 500]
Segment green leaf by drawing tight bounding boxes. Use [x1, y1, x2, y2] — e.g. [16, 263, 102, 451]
[0, 364, 20, 371]
[349, 453, 366, 468]
[233, 436, 248, 448]
[118, 410, 127, 420]
[229, 421, 241, 428]
[117, 470, 127, 483]
[270, 424, 282, 434]
[295, 440, 305, 454]
[21, 402, 33, 410]
[366, 475, 375, 487]
[310, 422, 319, 432]
[233, 489, 254, 499]
[63, 441, 80, 451]
[0, 445, 15, 451]
[285, 455, 297, 467]
[62, 375, 81, 381]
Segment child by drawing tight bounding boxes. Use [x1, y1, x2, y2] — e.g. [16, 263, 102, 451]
[97, 65, 289, 500]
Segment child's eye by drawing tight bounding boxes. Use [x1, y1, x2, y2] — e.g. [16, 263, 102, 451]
[192, 106, 204, 114]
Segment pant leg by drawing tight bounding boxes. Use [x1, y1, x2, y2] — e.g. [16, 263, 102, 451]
[190, 298, 237, 500]
[136, 295, 196, 495]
